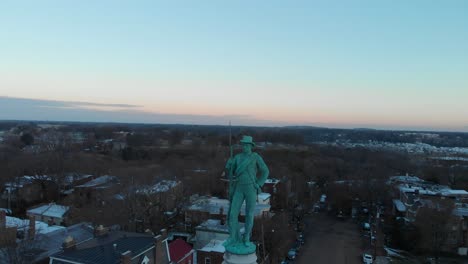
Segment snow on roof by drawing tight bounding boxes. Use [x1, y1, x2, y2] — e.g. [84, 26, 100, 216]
[398, 185, 438, 195]
[113, 193, 126, 200]
[4, 175, 53, 188]
[27, 203, 69, 218]
[196, 219, 245, 234]
[392, 199, 407, 212]
[6, 216, 65, 234]
[398, 183, 468, 198]
[76, 175, 118, 188]
[389, 175, 424, 184]
[199, 239, 226, 253]
[63, 174, 93, 185]
[441, 189, 468, 196]
[431, 156, 468, 161]
[265, 178, 280, 184]
[136, 180, 180, 194]
[188, 196, 270, 217]
[258, 192, 271, 201]
[0, 208, 12, 214]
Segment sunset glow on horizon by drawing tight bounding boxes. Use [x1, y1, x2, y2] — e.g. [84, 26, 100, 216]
[1, 1, 467, 132]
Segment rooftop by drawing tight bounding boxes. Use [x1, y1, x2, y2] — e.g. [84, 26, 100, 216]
[258, 192, 271, 201]
[265, 178, 280, 184]
[32, 222, 95, 262]
[187, 196, 270, 217]
[169, 238, 193, 263]
[136, 180, 180, 194]
[199, 239, 226, 253]
[195, 219, 245, 234]
[6, 216, 65, 234]
[63, 174, 93, 185]
[398, 183, 468, 198]
[27, 203, 70, 218]
[51, 231, 156, 264]
[392, 199, 407, 212]
[388, 175, 424, 184]
[4, 175, 53, 188]
[76, 175, 118, 188]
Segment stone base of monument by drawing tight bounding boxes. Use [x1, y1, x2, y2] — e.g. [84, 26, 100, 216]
[222, 251, 257, 264]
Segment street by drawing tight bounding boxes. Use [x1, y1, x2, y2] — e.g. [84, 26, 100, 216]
[296, 213, 363, 264]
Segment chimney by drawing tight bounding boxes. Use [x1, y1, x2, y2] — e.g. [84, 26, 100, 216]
[160, 229, 167, 240]
[0, 211, 5, 229]
[154, 235, 165, 264]
[28, 215, 35, 240]
[94, 225, 108, 237]
[62, 236, 76, 251]
[120, 250, 131, 264]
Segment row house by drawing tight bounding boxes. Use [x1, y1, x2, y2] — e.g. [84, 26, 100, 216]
[389, 175, 468, 255]
[50, 228, 171, 264]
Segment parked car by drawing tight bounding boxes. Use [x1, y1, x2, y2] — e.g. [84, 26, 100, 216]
[362, 253, 373, 264]
[297, 233, 305, 245]
[336, 210, 345, 220]
[292, 241, 302, 252]
[363, 222, 370, 230]
[287, 249, 297, 260]
[313, 203, 321, 212]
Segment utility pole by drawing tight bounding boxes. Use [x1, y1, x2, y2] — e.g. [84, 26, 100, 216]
[261, 215, 266, 263]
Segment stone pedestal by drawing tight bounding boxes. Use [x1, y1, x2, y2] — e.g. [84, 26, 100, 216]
[222, 252, 257, 264]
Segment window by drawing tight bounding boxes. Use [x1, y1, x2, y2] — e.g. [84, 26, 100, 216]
[205, 257, 211, 264]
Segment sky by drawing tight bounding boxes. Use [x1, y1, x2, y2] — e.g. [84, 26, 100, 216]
[0, 1, 467, 132]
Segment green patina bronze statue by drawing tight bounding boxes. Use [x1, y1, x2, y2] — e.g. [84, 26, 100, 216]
[223, 135, 269, 255]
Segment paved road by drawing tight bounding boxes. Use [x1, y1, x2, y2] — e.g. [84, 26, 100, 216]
[296, 213, 363, 264]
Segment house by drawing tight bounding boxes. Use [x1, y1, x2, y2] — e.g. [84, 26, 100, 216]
[262, 177, 292, 209]
[197, 239, 225, 264]
[193, 219, 242, 264]
[1, 175, 58, 210]
[1, 222, 95, 263]
[49, 228, 171, 264]
[135, 180, 183, 212]
[389, 175, 468, 254]
[168, 238, 195, 264]
[74, 175, 120, 206]
[5, 214, 65, 238]
[60, 173, 94, 195]
[0, 210, 65, 250]
[195, 219, 230, 249]
[27, 203, 70, 226]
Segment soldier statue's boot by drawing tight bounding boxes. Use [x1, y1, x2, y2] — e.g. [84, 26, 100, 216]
[242, 233, 253, 247]
[223, 237, 234, 247]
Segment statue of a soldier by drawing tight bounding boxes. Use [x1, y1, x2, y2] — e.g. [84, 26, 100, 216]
[223, 135, 269, 254]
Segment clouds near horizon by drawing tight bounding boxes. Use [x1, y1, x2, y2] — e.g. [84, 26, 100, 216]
[0, 1, 467, 131]
[1, 96, 467, 132]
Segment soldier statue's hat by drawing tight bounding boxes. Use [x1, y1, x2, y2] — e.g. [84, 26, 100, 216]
[239, 135, 255, 146]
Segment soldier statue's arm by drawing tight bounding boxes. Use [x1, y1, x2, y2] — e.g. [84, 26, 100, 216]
[255, 154, 269, 188]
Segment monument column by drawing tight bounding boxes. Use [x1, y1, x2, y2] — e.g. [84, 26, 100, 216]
[223, 251, 257, 264]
